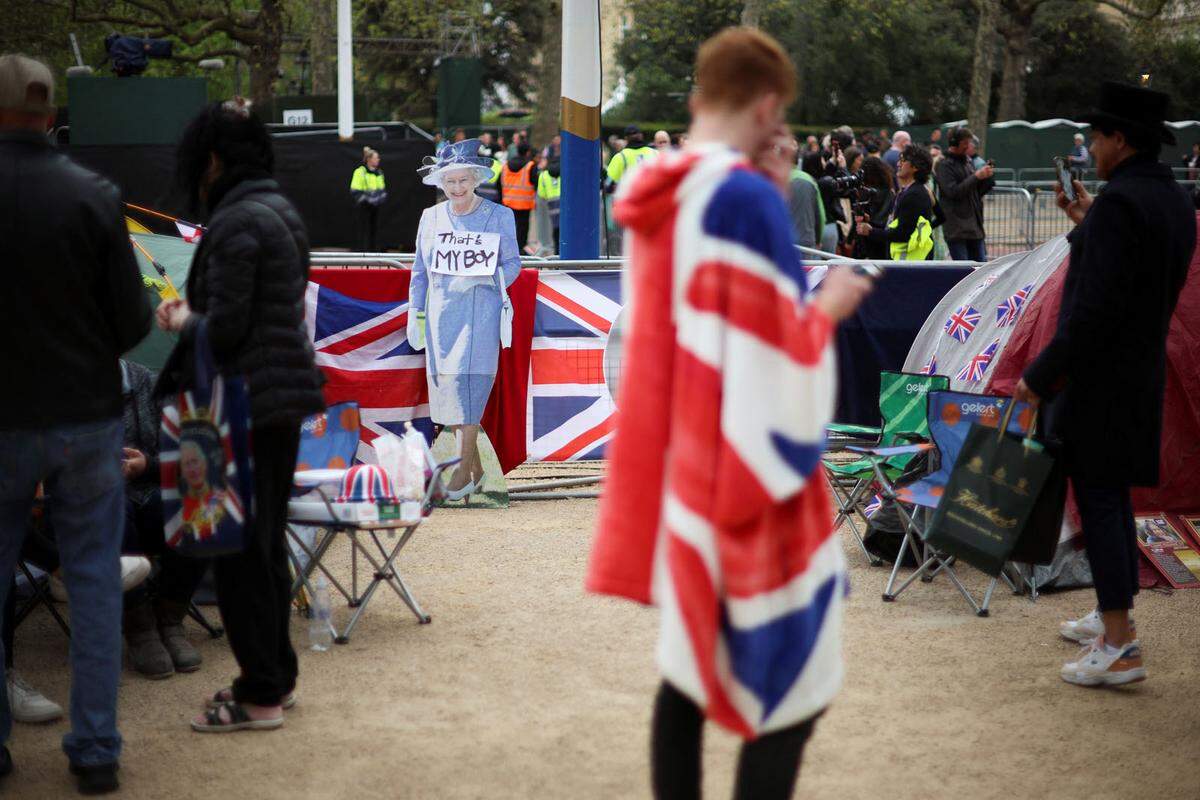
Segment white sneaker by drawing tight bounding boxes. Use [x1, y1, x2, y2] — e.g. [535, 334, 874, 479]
[1059, 608, 1135, 644]
[1061, 638, 1147, 687]
[48, 556, 153, 603]
[6, 672, 64, 723]
[121, 556, 152, 592]
[1059, 609, 1104, 643]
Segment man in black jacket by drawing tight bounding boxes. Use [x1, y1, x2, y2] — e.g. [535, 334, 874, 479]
[935, 126, 995, 261]
[0, 54, 150, 792]
[1015, 82, 1197, 688]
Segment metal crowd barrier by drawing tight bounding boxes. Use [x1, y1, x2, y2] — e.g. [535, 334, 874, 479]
[983, 186, 1034, 254]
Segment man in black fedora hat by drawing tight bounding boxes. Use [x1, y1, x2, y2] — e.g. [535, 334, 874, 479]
[1015, 80, 1196, 687]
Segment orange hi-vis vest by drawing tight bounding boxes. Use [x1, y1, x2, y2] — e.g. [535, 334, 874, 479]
[501, 162, 536, 211]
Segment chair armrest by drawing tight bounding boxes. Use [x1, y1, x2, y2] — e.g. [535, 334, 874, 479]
[847, 443, 933, 458]
[422, 457, 463, 508]
[894, 432, 929, 444]
[827, 422, 882, 437]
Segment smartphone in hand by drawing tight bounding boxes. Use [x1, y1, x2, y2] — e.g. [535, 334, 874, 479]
[1053, 156, 1076, 202]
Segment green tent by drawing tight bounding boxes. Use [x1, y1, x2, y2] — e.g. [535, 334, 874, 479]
[125, 232, 197, 370]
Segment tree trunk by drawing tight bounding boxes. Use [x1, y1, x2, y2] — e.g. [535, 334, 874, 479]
[742, 0, 766, 27]
[310, 0, 335, 95]
[996, 14, 1032, 121]
[247, 0, 284, 108]
[967, 0, 999, 152]
[534, 0, 562, 149]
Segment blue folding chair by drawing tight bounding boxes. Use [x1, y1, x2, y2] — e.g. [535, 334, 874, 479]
[850, 390, 1035, 616]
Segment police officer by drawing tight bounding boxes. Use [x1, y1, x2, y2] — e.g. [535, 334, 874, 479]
[1015, 82, 1197, 688]
[350, 147, 387, 251]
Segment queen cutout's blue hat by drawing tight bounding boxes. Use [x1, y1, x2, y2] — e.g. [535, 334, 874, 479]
[418, 138, 494, 186]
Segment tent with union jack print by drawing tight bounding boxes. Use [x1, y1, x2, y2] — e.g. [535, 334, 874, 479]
[903, 236, 1070, 391]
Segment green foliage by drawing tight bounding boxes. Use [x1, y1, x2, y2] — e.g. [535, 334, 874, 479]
[1023, 2, 1136, 120]
[355, 1, 546, 121]
[782, 0, 977, 125]
[613, 0, 977, 126]
[611, 0, 744, 121]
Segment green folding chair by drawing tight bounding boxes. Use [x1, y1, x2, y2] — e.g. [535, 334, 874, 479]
[823, 371, 949, 565]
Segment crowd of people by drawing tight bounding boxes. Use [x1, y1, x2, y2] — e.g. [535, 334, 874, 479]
[1, 21, 1197, 799]
[783, 123, 997, 261]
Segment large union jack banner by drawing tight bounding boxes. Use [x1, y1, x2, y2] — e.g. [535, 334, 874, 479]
[526, 271, 622, 461]
[304, 282, 433, 462]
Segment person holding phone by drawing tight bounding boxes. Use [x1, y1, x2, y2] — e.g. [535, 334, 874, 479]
[1015, 82, 1196, 688]
[935, 125, 995, 261]
[587, 27, 873, 800]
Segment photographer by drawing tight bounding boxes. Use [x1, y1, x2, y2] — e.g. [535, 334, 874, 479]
[857, 144, 936, 261]
[849, 155, 896, 260]
[935, 125, 995, 261]
[816, 133, 851, 251]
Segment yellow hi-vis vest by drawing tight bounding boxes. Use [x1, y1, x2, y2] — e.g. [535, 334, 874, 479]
[888, 215, 934, 261]
[537, 170, 561, 220]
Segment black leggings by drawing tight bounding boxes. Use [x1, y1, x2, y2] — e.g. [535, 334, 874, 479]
[1073, 477, 1139, 612]
[216, 425, 301, 706]
[651, 681, 819, 800]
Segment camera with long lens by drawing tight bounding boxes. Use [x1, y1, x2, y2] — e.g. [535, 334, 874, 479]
[830, 170, 878, 215]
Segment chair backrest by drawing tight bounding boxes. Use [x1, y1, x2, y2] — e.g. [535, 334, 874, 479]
[925, 390, 1035, 485]
[878, 371, 951, 446]
[296, 402, 361, 471]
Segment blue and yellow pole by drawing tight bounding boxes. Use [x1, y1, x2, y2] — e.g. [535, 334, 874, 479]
[559, 0, 601, 260]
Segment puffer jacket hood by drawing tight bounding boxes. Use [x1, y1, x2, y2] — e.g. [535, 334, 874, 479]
[169, 177, 325, 428]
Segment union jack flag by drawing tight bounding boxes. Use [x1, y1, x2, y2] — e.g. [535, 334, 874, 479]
[944, 305, 980, 343]
[996, 283, 1033, 326]
[956, 338, 1000, 382]
[920, 355, 938, 376]
[526, 272, 621, 461]
[864, 493, 883, 518]
[335, 464, 398, 504]
[589, 150, 846, 739]
[304, 283, 433, 462]
[175, 220, 204, 243]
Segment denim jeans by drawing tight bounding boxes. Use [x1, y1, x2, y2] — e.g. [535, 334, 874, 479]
[820, 222, 840, 254]
[946, 238, 987, 262]
[0, 418, 124, 766]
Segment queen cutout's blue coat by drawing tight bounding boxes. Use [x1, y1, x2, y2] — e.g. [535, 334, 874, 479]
[410, 198, 521, 425]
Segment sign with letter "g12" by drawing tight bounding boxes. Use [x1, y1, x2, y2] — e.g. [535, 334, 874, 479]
[283, 109, 313, 126]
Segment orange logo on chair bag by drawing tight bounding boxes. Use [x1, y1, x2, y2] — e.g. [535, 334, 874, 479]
[942, 403, 962, 426]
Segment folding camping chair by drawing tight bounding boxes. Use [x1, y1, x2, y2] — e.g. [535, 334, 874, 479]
[285, 403, 459, 644]
[823, 371, 949, 565]
[850, 390, 1034, 616]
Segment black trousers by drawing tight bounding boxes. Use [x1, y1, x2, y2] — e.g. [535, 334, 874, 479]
[512, 208, 531, 252]
[357, 204, 379, 252]
[1073, 476, 1139, 612]
[216, 425, 300, 706]
[124, 492, 210, 608]
[651, 681, 819, 800]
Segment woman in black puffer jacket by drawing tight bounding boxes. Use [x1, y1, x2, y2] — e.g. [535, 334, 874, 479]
[157, 99, 324, 733]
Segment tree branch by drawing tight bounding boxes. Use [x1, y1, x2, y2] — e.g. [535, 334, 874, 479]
[170, 48, 242, 62]
[1091, 0, 1170, 19]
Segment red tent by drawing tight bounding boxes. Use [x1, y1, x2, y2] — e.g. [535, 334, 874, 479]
[988, 214, 1200, 513]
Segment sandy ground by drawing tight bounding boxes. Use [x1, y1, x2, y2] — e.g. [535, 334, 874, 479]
[4, 490, 1200, 800]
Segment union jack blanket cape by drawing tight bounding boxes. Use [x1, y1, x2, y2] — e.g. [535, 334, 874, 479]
[587, 144, 848, 738]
